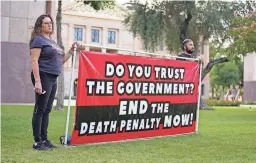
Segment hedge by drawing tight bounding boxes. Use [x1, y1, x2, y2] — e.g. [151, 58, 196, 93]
[204, 99, 256, 106]
[204, 99, 242, 106]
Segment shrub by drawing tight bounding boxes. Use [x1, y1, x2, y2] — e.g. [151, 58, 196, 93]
[204, 99, 242, 106]
[241, 101, 256, 105]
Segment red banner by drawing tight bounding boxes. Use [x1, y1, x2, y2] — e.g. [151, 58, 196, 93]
[70, 51, 200, 145]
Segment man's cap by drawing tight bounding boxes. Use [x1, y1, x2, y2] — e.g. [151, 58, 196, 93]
[182, 39, 192, 46]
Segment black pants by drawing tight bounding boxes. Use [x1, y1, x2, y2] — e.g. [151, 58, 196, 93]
[31, 71, 58, 142]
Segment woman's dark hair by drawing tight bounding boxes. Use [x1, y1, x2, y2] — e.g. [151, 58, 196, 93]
[29, 14, 54, 43]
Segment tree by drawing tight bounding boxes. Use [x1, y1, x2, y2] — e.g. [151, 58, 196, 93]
[82, 0, 115, 10]
[124, 0, 254, 53]
[210, 62, 241, 99]
[55, 0, 65, 110]
[209, 43, 225, 98]
[227, 11, 256, 57]
[217, 6, 256, 98]
[55, 0, 116, 110]
[209, 43, 243, 98]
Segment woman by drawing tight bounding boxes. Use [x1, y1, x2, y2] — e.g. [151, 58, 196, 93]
[30, 14, 84, 150]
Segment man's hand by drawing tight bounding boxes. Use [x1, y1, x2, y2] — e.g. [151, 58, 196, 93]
[197, 55, 203, 62]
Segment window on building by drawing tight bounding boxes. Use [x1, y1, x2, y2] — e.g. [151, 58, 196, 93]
[74, 27, 83, 41]
[91, 29, 100, 43]
[108, 30, 116, 44]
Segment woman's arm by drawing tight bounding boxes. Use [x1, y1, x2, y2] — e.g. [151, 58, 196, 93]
[62, 48, 73, 64]
[30, 48, 43, 94]
[62, 42, 85, 64]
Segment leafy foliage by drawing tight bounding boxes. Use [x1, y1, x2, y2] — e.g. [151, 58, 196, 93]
[124, 0, 253, 53]
[82, 0, 115, 10]
[124, 2, 165, 51]
[204, 99, 242, 106]
[210, 62, 241, 89]
[209, 42, 244, 99]
[227, 11, 256, 56]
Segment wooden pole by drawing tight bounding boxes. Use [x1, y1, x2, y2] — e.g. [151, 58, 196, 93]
[46, 0, 52, 15]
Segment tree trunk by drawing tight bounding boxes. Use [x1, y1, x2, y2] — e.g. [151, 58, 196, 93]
[221, 85, 225, 100]
[212, 86, 214, 99]
[179, 9, 192, 47]
[55, 0, 65, 110]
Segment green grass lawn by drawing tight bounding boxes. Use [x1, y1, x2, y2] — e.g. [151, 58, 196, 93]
[1, 105, 256, 163]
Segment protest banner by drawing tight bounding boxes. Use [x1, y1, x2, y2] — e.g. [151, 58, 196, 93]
[70, 51, 200, 145]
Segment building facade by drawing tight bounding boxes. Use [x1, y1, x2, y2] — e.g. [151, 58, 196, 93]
[61, 2, 147, 97]
[61, 1, 210, 99]
[1, 1, 56, 103]
[244, 53, 256, 101]
[1, 1, 210, 104]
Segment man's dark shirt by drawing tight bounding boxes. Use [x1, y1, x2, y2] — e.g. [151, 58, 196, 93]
[177, 52, 195, 61]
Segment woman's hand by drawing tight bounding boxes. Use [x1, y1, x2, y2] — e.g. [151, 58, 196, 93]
[35, 81, 43, 94]
[64, 42, 86, 64]
[70, 42, 85, 52]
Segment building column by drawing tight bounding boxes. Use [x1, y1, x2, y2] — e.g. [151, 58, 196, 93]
[132, 37, 136, 52]
[85, 25, 91, 51]
[102, 27, 108, 46]
[102, 27, 108, 52]
[118, 30, 122, 48]
[68, 23, 74, 68]
[117, 29, 122, 54]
